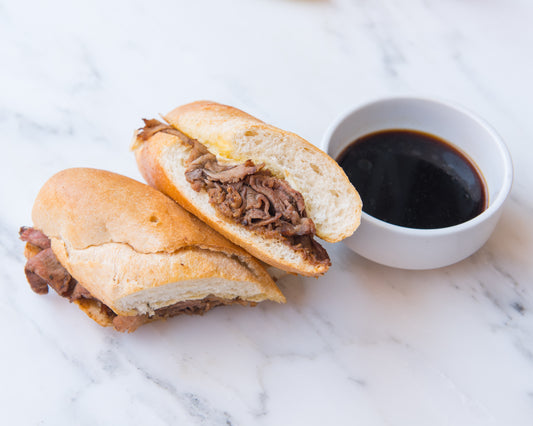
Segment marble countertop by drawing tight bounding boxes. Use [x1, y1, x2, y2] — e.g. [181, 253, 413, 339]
[2, 0, 533, 424]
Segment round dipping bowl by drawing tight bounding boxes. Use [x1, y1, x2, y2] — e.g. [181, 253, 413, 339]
[322, 97, 513, 269]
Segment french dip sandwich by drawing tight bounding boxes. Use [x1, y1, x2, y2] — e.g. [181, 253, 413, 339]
[132, 101, 362, 277]
[20, 168, 284, 332]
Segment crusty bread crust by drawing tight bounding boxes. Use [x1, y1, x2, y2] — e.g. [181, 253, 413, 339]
[31, 168, 284, 316]
[32, 167, 237, 253]
[164, 101, 362, 241]
[134, 131, 328, 276]
[133, 101, 361, 276]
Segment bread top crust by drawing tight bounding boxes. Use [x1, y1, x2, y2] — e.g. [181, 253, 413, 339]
[163, 101, 362, 242]
[30, 168, 284, 310]
[32, 168, 249, 254]
[133, 132, 329, 276]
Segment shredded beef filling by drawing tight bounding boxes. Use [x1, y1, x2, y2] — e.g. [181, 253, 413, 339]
[139, 119, 330, 267]
[19, 227, 247, 332]
[112, 296, 251, 333]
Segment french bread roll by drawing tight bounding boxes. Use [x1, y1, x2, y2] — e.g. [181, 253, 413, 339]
[132, 101, 362, 277]
[22, 168, 284, 332]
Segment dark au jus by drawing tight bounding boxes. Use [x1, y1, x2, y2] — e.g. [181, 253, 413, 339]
[337, 129, 487, 229]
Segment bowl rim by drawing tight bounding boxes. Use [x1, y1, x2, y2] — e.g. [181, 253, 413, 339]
[321, 96, 514, 237]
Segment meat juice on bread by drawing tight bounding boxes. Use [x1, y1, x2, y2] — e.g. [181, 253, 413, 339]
[20, 168, 284, 332]
[132, 101, 362, 277]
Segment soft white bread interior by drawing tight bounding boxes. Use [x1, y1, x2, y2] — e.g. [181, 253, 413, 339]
[164, 101, 362, 242]
[132, 101, 361, 276]
[133, 131, 326, 276]
[31, 168, 284, 316]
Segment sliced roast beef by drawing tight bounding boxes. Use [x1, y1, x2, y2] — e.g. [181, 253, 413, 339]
[204, 161, 260, 183]
[138, 119, 330, 267]
[112, 296, 252, 333]
[143, 121, 330, 267]
[112, 315, 149, 333]
[69, 282, 93, 301]
[24, 267, 49, 295]
[19, 227, 252, 332]
[24, 248, 72, 296]
[19, 226, 51, 250]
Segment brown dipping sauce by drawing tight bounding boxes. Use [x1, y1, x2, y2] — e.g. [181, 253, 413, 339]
[337, 129, 487, 229]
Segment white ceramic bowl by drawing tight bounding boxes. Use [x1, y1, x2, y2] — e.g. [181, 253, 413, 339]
[322, 97, 513, 269]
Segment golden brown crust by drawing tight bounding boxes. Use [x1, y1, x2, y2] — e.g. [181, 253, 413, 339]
[131, 100, 362, 275]
[164, 101, 361, 243]
[74, 299, 115, 327]
[165, 101, 263, 131]
[134, 132, 328, 276]
[30, 168, 285, 316]
[163, 101, 361, 243]
[31, 168, 238, 254]
[51, 238, 285, 314]
[24, 243, 41, 260]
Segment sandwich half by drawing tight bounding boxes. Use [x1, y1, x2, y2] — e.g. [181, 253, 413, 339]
[20, 168, 284, 332]
[132, 101, 362, 277]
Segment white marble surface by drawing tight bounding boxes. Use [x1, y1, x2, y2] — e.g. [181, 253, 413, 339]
[1, 0, 533, 424]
